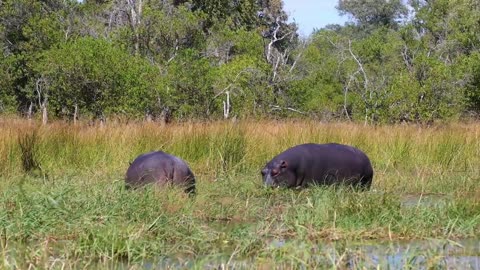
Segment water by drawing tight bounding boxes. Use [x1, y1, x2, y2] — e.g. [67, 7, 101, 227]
[331, 238, 480, 269]
[3, 238, 479, 269]
[400, 193, 450, 207]
[266, 238, 480, 269]
[124, 238, 480, 269]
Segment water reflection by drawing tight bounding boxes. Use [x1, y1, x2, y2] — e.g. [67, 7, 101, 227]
[136, 238, 480, 269]
[400, 193, 450, 207]
[335, 239, 480, 269]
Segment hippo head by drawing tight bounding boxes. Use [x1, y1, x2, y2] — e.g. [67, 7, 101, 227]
[261, 160, 294, 188]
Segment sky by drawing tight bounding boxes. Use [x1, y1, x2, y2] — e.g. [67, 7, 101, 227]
[282, 0, 349, 36]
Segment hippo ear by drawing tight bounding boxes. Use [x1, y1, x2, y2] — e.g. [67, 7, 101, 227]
[280, 160, 288, 168]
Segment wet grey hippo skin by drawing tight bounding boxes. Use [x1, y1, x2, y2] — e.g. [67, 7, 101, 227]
[125, 151, 196, 194]
[261, 143, 373, 190]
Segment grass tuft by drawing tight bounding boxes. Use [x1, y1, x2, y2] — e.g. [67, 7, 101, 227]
[17, 130, 41, 175]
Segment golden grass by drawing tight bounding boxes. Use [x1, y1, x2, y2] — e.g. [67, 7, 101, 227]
[1, 118, 479, 199]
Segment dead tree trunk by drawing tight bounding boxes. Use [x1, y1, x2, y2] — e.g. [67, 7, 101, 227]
[159, 107, 172, 126]
[35, 77, 49, 125]
[145, 110, 153, 122]
[223, 91, 230, 119]
[265, 17, 293, 84]
[126, 0, 143, 55]
[41, 102, 48, 125]
[348, 40, 371, 125]
[27, 102, 33, 121]
[99, 113, 106, 128]
[73, 103, 78, 125]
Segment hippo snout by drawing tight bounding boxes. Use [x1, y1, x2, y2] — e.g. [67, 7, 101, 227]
[261, 168, 271, 186]
[263, 173, 275, 187]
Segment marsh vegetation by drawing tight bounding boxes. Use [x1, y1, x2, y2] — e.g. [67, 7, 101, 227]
[1, 119, 479, 268]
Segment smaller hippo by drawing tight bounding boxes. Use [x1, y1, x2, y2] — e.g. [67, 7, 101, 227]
[261, 143, 373, 190]
[125, 151, 195, 194]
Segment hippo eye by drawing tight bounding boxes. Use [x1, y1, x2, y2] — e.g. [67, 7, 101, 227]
[271, 169, 279, 176]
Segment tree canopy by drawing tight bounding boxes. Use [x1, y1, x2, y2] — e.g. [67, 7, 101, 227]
[1, 0, 479, 123]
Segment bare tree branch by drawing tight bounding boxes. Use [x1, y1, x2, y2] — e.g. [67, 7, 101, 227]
[269, 105, 305, 114]
[266, 17, 293, 63]
[347, 39, 372, 124]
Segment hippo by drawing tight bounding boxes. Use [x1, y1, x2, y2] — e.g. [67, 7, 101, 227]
[261, 143, 373, 190]
[125, 151, 196, 194]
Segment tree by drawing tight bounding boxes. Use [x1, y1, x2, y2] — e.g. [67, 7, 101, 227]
[0, 0, 80, 120]
[410, 0, 480, 115]
[164, 49, 216, 119]
[189, 0, 259, 30]
[137, 3, 205, 63]
[337, 0, 408, 30]
[288, 30, 351, 120]
[0, 56, 18, 114]
[35, 37, 163, 122]
[209, 29, 272, 118]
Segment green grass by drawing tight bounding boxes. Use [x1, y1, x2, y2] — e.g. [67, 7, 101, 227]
[0, 119, 479, 268]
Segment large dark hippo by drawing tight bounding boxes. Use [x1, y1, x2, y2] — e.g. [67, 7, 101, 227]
[125, 151, 195, 194]
[261, 143, 373, 190]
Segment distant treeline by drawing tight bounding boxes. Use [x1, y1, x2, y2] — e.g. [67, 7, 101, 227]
[1, 0, 479, 124]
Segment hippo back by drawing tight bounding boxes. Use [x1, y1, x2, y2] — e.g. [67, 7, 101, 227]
[125, 151, 196, 193]
[265, 143, 373, 189]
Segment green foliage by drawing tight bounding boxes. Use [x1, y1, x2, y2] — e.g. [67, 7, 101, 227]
[0, 56, 18, 113]
[212, 53, 272, 117]
[1, 0, 480, 121]
[191, 0, 259, 30]
[293, 19, 470, 123]
[1, 121, 479, 267]
[337, 0, 408, 29]
[35, 37, 163, 118]
[165, 49, 216, 118]
[287, 31, 346, 117]
[463, 52, 480, 112]
[134, 4, 206, 63]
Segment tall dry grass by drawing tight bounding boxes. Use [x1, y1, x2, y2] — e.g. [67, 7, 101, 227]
[1, 119, 479, 192]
